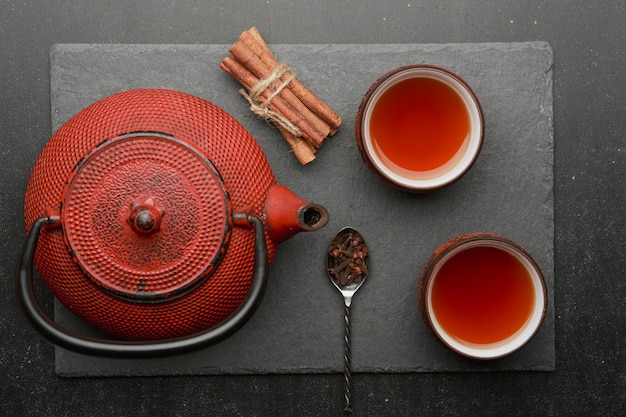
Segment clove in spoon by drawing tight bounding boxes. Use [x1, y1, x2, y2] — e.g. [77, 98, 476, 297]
[326, 227, 370, 416]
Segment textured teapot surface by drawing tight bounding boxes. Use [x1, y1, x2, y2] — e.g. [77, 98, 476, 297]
[23, 89, 325, 341]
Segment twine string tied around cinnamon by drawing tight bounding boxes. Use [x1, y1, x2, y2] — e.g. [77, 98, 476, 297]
[240, 63, 301, 137]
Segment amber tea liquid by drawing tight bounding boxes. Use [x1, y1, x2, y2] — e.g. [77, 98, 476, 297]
[369, 76, 470, 178]
[431, 246, 535, 345]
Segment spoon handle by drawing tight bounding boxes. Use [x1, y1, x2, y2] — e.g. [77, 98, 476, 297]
[342, 302, 353, 416]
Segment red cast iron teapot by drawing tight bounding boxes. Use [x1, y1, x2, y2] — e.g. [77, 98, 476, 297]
[16, 89, 329, 358]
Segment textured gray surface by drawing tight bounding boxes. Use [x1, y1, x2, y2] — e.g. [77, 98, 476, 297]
[50, 42, 554, 376]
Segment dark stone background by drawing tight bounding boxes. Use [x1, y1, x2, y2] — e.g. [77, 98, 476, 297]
[1, 1, 623, 416]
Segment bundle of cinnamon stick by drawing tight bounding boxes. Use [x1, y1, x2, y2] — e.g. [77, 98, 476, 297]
[220, 27, 342, 165]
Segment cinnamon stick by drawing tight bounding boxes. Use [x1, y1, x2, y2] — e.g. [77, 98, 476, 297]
[230, 38, 332, 140]
[220, 56, 324, 148]
[277, 125, 317, 165]
[221, 58, 316, 164]
[243, 27, 342, 133]
[221, 27, 342, 165]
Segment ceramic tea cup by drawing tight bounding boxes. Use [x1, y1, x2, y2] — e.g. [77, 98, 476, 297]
[417, 233, 547, 359]
[355, 64, 484, 192]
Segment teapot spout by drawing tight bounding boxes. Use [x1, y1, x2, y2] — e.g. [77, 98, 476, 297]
[264, 184, 330, 243]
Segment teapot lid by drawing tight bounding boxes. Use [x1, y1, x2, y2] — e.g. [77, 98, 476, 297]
[62, 132, 232, 302]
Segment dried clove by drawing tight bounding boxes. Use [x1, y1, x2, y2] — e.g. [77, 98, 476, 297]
[327, 231, 369, 287]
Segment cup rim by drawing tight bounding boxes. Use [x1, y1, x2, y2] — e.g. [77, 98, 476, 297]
[355, 64, 484, 192]
[418, 233, 547, 359]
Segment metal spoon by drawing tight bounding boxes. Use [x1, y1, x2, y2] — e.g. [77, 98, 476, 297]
[326, 227, 370, 416]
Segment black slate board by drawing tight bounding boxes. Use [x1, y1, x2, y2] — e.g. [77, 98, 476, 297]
[49, 42, 554, 376]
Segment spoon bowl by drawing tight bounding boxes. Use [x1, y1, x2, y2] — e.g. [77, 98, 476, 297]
[327, 227, 370, 304]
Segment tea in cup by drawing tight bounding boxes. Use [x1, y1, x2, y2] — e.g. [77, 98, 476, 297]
[355, 65, 484, 192]
[417, 233, 547, 359]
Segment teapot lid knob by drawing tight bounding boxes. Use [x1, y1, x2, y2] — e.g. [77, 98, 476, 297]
[129, 198, 164, 235]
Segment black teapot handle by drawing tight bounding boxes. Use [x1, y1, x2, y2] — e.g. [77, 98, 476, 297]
[15, 214, 269, 359]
